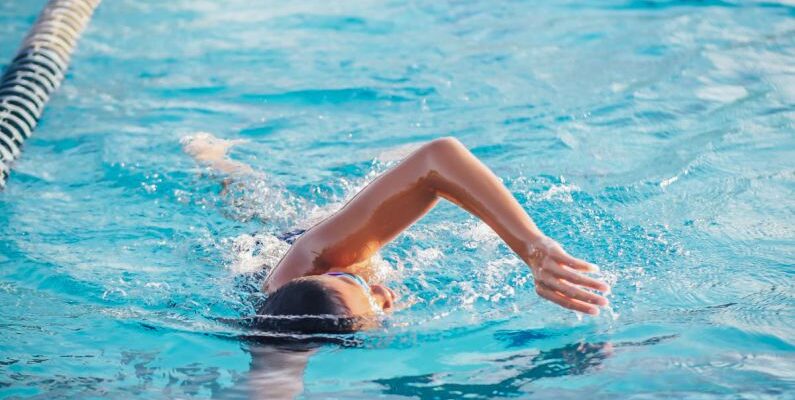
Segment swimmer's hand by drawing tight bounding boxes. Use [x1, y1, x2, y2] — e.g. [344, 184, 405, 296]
[181, 132, 248, 161]
[525, 236, 610, 315]
[182, 132, 254, 175]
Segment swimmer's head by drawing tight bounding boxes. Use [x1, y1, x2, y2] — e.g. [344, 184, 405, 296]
[254, 275, 395, 334]
[316, 273, 396, 316]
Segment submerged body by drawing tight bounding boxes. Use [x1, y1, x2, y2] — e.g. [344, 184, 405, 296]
[184, 134, 610, 328]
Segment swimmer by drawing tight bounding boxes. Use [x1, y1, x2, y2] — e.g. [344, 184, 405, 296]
[184, 134, 610, 332]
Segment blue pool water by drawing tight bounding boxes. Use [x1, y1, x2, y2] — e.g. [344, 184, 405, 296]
[1, 0, 794, 398]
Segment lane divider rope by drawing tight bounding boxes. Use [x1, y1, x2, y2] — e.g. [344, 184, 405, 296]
[0, 0, 101, 188]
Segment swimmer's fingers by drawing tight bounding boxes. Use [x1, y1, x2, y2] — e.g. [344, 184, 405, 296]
[535, 283, 600, 315]
[540, 274, 608, 306]
[549, 245, 599, 273]
[551, 263, 611, 293]
[541, 258, 609, 293]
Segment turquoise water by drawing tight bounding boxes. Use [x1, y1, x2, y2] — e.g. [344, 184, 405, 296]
[1, 0, 794, 398]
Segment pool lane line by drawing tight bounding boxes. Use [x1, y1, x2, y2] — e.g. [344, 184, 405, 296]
[0, 0, 101, 188]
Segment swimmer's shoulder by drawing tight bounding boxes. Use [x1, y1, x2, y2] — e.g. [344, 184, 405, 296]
[263, 228, 323, 293]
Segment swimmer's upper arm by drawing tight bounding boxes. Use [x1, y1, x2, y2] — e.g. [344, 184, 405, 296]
[263, 245, 315, 293]
[266, 138, 451, 283]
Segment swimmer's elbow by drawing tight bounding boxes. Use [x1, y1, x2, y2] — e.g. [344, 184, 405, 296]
[416, 136, 468, 187]
[423, 137, 465, 156]
[417, 137, 466, 172]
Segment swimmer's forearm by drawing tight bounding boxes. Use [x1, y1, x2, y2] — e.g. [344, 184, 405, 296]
[198, 156, 254, 175]
[422, 138, 545, 258]
[423, 139, 609, 314]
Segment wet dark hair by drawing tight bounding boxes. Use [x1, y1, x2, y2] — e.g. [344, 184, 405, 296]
[251, 277, 360, 334]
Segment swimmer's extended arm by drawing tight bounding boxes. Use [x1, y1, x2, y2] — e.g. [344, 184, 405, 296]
[270, 137, 610, 315]
[182, 133, 254, 176]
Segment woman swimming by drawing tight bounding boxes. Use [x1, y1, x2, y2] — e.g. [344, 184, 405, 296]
[184, 134, 610, 333]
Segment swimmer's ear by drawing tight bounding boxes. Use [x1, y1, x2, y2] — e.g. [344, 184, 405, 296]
[370, 284, 394, 311]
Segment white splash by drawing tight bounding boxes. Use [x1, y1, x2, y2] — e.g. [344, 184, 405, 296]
[695, 84, 748, 103]
[529, 182, 581, 203]
[223, 233, 290, 274]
